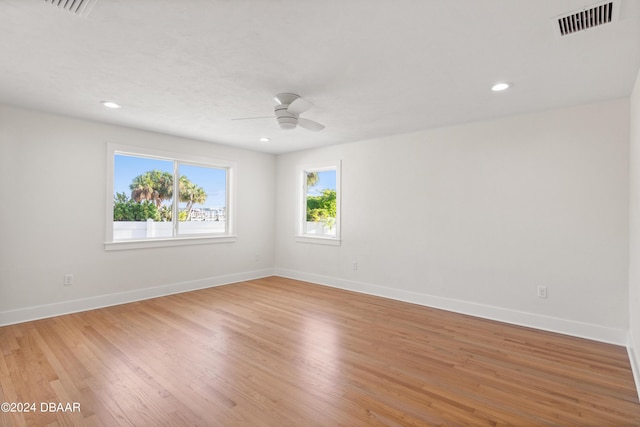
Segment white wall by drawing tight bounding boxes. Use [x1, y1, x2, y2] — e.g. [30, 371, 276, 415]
[628, 69, 640, 390]
[275, 99, 630, 344]
[0, 105, 276, 324]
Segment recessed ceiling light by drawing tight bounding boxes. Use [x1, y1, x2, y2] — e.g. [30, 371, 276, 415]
[259, 137, 270, 142]
[101, 101, 122, 109]
[491, 82, 511, 92]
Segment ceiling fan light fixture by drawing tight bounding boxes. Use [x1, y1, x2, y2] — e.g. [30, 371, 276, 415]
[278, 121, 297, 130]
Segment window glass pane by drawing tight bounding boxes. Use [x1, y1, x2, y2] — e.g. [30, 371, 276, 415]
[304, 169, 337, 237]
[177, 164, 227, 235]
[113, 154, 174, 240]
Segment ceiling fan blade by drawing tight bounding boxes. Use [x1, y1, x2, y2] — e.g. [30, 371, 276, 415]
[231, 116, 274, 121]
[287, 97, 312, 115]
[298, 117, 325, 132]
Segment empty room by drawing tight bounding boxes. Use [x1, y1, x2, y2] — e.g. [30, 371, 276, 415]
[2, 0, 640, 425]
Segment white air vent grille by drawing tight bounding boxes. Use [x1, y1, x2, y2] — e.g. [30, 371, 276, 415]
[44, 0, 98, 17]
[556, 1, 617, 36]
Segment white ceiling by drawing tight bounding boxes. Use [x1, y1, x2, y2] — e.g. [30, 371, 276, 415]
[1, 0, 639, 154]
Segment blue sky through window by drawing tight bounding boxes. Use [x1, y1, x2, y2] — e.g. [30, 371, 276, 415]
[179, 164, 226, 208]
[308, 170, 336, 195]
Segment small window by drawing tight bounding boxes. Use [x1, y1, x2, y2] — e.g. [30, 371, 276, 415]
[106, 144, 236, 250]
[297, 162, 341, 245]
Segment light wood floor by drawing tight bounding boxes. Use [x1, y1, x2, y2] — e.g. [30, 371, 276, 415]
[1, 277, 639, 426]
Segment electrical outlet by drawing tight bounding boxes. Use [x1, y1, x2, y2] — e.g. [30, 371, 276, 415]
[537, 286, 547, 299]
[64, 274, 74, 286]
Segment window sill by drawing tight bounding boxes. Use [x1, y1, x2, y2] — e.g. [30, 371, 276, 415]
[295, 235, 341, 246]
[105, 235, 237, 251]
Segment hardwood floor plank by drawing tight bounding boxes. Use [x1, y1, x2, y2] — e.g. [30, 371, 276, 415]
[1, 276, 639, 426]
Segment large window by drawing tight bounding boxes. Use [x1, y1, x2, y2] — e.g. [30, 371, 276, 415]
[106, 145, 235, 250]
[297, 161, 341, 245]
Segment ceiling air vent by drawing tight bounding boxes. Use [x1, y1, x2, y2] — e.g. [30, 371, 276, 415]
[555, 1, 619, 37]
[44, 0, 98, 17]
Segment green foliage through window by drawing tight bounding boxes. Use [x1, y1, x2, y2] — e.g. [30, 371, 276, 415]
[113, 170, 207, 222]
[113, 192, 160, 221]
[306, 189, 336, 223]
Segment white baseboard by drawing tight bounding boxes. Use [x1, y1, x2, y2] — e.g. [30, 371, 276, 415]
[628, 334, 640, 402]
[0, 268, 275, 327]
[274, 268, 629, 346]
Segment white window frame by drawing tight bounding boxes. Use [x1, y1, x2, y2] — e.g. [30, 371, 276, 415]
[105, 143, 237, 251]
[296, 161, 341, 246]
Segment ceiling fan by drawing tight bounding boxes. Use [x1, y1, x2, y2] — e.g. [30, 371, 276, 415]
[233, 93, 325, 131]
